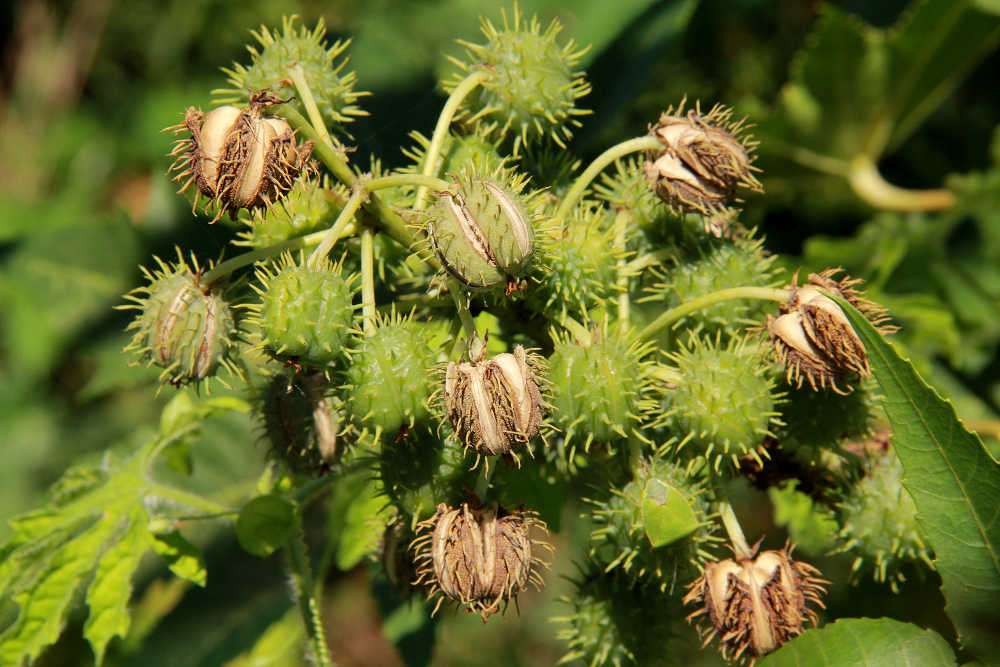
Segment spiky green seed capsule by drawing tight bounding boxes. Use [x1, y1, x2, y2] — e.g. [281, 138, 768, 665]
[122, 255, 237, 386]
[595, 157, 668, 231]
[446, 6, 590, 154]
[659, 334, 781, 470]
[427, 168, 543, 290]
[548, 328, 655, 461]
[238, 177, 345, 248]
[346, 315, 438, 439]
[218, 16, 366, 126]
[641, 237, 778, 338]
[258, 371, 340, 472]
[248, 253, 355, 367]
[588, 458, 719, 591]
[778, 379, 878, 468]
[835, 444, 933, 591]
[529, 203, 624, 319]
[554, 572, 684, 667]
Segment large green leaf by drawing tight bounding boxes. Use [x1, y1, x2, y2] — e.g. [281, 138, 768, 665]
[758, 618, 956, 666]
[838, 296, 1000, 661]
[0, 394, 245, 665]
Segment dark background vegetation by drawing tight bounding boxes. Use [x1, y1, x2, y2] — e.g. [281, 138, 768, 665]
[1, 1, 998, 665]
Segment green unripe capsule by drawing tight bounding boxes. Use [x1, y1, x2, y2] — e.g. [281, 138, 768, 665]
[238, 176, 345, 248]
[588, 458, 719, 592]
[427, 170, 541, 290]
[249, 252, 355, 367]
[122, 255, 237, 386]
[835, 439, 933, 591]
[346, 315, 438, 439]
[659, 334, 781, 471]
[548, 327, 655, 464]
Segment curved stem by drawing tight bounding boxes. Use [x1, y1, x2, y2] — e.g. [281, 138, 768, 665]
[361, 228, 376, 335]
[719, 501, 754, 561]
[556, 136, 662, 221]
[369, 173, 449, 192]
[202, 229, 342, 285]
[848, 156, 955, 212]
[638, 286, 789, 341]
[286, 515, 334, 667]
[414, 69, 491, 211]
[289, 64, 334, 150]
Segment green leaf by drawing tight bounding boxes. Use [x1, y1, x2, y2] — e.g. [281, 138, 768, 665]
[84, 508, 149, 664]
[768, 482, 839, 556]
[768, 1, 1000, 166]
[758, 617, 956, 666]
[224, 609, 305, 667]
[640, 478, 699, 548]
[236, 495, 296, 558]
[150, 530, 207, 587]
[838, 295, 1000, 661]
[335, 478, 390, 571]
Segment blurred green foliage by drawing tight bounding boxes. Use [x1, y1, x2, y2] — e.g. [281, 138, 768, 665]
[0, 0, 998, 665]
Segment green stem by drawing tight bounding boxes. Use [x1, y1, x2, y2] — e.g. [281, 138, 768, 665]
[474, 461, 497, 498]
[614, 208, 631, 325]
[638, 286, 789, 341]
[202, 230, 331, 285]
[148, 483, 233, 517]
[277, 106, 416, 251]
[289, 64, 335, 150]
[556, 136, 662, 221]
[719, 501, 753, 561]
[309, 188, 365, 268]
[286, 514, 334, 667]
[848, 156, 955, 212]
[414, 69, 491, 211]
[447, 277, 478, 340]
[361, 228, 376, 335]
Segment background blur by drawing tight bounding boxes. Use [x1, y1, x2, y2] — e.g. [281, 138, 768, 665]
[1, 0, 998, 665]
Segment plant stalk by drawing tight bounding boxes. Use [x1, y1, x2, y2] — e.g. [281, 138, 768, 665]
[848, 156, 955, 212]
[556, 135, 662, 221]
[414, 69, 491, 211]
[361, 227, 376, 335]
[718, 501, 754, 561]
[638, 286, 789, 341]
[286, 515, 334, 667]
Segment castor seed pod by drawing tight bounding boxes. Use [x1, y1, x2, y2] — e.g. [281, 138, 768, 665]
[168, 93, 313, 221]
[834, 436, 934, 591]
[684, 543, 827, 663]
[444, 344, 544, 464]
[411, 502, 549, 620]
[644, 99, 761, 236]
[258, 371, 341, 473]
[445, 6, 590, 154]
[346, 313, 438, 439]
[247, 252, 355, 367]
[768, 269, 896, 394]
[121, 254, 237, 386]
[427, 170, 541, 290]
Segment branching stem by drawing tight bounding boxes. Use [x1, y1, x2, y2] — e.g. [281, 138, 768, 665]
[361, 228, 377, 335]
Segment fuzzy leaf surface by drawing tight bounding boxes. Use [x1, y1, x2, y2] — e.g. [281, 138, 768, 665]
[838, 296, 1000, 661]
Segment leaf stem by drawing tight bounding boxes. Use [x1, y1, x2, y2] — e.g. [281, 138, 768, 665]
[614, 208, 631, 325]
[556, 135, 662, 221]
[286, 514, 334, 667]
[308, 187, 366, 268]
[361, 228, 376, 335]
[848, 156, 955, 212]
[414, 69, 491, 211]
[638, 286, 789, 341]
[718, 501, 754, 561]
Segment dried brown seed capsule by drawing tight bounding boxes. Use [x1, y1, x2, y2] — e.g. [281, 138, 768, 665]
[767, 269, 896, 394]
[411, 502, 550, 620]
[168, 92, 313, 221]
[444, 344, 544, 465]
[644, 99, 762, 236]
[684, 543, 827, 664]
